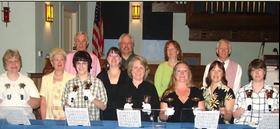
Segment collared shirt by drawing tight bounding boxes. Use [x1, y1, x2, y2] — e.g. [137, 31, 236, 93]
[40, 71, 74, 120]
[202, 82, 235, 111]
[0, 72, 40, 119]
[203, 58, 242, 94]
[64, 51, 101, 77]
[201, 82, 235, 124]
[0, 72, 40, 107]
[233, 81, 279, 125]
[61, 75, 107, 120]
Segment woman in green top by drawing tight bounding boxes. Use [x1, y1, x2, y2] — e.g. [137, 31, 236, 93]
[154, 40, 182, 97]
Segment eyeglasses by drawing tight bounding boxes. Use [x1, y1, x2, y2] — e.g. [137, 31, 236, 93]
[75, 62, 88, 66]
[6, 60, 20, 64]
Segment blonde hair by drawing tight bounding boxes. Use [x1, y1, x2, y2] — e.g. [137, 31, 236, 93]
[2, 49, 22, 70]
[49, 48, 66, 66]
[162, 62, 193, 97]
[127, 55, 150, 80]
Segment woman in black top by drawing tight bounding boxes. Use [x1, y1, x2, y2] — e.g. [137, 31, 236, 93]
[122, 55, 160, 121]
[159, 62, 205, 122]
[97, 47, 128, 120]
[201, 61, 235, 124]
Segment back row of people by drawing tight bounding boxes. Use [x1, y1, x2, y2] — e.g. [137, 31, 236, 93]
[0, 32, 278, 126]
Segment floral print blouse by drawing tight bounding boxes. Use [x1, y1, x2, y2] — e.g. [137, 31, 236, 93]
[201, 82, 235, 111]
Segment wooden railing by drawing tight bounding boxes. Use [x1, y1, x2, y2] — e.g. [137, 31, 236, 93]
[203, 1, 270, 14]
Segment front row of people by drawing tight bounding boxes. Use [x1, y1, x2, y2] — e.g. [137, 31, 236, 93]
[0, 48, 278, 126]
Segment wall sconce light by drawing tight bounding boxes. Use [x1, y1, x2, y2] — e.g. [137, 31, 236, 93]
[45, 3, 53, 22]
[132, 5, 140, 20]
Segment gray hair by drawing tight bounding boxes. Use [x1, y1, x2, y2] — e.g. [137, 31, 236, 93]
[216, 38, 232, 55]
[118, 33, 134, 46]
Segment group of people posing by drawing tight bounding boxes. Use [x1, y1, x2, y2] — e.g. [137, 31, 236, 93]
[0, 32, 278, 126]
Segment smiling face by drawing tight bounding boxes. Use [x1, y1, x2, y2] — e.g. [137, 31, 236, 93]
[216, 41, 230, 61]
[167, 43, 179, 60]
[52, 54, 65, 72]
[107, 51, 121, 68]
[210, 65, 223, 84]
[250, 68, 265, 82]
[131, 59, 145, 82]
[75, 60, 89, 76]
[119, 35, 133, 56]
[75, 34, 88, 51]
[5, 56, 21, 73]
[174, 63, 189, 83]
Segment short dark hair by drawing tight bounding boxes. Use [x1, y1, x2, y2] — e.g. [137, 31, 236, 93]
[248, 58, 266, 81]
[73, 51, 92, 72]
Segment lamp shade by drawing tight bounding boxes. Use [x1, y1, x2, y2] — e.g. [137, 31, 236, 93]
[45, 3, 54, 22]
[132, 5, 140, 20]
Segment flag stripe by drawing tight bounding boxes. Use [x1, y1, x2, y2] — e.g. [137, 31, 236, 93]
[92, 2, 104, 58]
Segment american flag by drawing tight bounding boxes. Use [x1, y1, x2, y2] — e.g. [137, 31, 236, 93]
[92, 2, 104, 58]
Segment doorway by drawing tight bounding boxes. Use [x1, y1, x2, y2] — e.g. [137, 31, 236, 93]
[63, 10, 77, 52]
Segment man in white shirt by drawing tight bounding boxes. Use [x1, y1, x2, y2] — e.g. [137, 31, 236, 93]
[202, 39, 242, 94]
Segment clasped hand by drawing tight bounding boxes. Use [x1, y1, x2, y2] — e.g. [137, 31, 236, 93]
[142, 102, 151, 115]
[165, 107, 175, 116]
[124, 103, 133, 110]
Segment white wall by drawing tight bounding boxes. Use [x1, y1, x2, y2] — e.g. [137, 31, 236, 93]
[0, 2, 36, 74]
[35, 2, 61, 72]
[86, 2, 95, 52]
[0, 2, 90, 74]
[35, 2, 88, 72]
